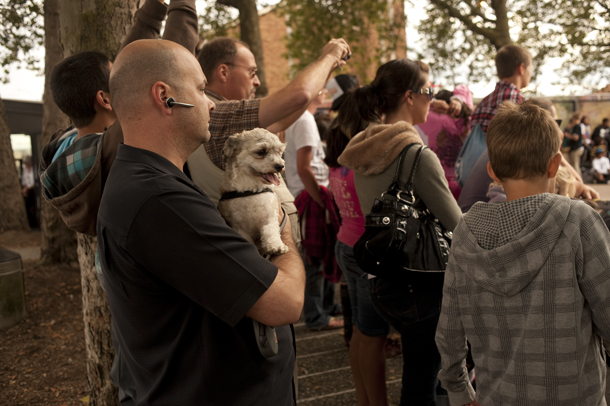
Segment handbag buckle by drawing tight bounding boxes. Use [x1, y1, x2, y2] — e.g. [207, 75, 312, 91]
[396, 190, 414, 204]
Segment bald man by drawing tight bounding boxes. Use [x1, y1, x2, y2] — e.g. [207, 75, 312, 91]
[98, 40, 304, 405]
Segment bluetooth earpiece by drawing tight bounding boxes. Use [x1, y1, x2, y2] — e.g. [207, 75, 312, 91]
[165, 97, 195, 108]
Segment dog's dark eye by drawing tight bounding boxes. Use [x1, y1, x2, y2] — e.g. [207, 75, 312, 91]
[256, 149, 267, 157]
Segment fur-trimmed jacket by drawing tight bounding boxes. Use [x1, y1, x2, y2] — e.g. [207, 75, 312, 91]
[338, 121, 462, 232]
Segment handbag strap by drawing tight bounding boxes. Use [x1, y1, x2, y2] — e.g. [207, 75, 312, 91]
[389, 143, 418, 190]
[404, 145, 427, 194]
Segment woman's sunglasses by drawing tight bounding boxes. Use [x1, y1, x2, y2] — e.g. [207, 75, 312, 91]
[417, 88, 435, 101]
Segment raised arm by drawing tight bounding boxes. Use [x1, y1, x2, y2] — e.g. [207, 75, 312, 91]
[119, 0, 168, 53]
[162, 0, 199, 55]
[263, 39, 351, 133]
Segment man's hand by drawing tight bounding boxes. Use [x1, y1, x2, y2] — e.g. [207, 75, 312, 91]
[448, 99, 462, 117]
[431, 99, 449, 114]
[319, 38, 351, 71]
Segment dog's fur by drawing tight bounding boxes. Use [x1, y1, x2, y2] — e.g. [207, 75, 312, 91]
[218, 128, 288, 256]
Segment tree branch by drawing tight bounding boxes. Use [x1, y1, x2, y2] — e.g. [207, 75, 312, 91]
[217, 0, 241, 10]
[464, 0, 495, 23]
[596, 0, 610, 16]
[428, 0, 496, 40]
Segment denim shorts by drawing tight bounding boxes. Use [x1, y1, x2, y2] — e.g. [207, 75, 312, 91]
[335, 241, 389, 337]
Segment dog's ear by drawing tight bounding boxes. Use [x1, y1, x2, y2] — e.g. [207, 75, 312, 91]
[222, 134, 242, 166]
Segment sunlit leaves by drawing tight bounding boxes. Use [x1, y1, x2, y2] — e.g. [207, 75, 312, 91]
[0, 0, 44, 84]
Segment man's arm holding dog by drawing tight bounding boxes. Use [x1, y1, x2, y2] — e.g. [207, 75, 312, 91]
[246, 214, 305, 327]
[263, 39, 351, 134]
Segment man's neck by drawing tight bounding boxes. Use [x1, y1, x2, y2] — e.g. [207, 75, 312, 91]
[499, 76, 523, 90]
[205, 84, 227, 101]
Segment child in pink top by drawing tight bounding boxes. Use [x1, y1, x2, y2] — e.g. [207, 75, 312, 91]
[329, 166, 365, 247]
[325, 74, 390, 406]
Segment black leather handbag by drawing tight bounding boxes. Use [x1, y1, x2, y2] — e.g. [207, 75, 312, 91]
[353, 144, 452, 280]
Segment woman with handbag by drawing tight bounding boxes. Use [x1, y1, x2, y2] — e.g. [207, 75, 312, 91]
[325, 76, 392, 406]
[338, 59, 462, 406]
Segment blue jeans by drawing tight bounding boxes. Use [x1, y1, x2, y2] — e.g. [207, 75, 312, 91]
[370, 276, 443, 406]
[302, 249, 339, 329]
[335, 241, 389, 337]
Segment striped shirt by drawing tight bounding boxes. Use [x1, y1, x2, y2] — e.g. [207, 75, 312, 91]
[471, 81, 522, 134]
[204, 89, 261, 169]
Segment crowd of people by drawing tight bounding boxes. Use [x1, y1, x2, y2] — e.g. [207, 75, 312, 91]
[37, 0, 610, 405]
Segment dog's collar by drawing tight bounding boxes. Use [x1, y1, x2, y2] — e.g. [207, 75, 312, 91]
[219, 188, 274, 201]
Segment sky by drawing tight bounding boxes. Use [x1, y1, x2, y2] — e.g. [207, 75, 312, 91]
[0, 1, 604, 103]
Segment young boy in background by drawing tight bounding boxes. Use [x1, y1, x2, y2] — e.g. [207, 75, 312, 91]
[436, 101, 610, 406]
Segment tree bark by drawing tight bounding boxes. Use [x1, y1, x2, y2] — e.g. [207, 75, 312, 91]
[57, 1, 141, 404]
[0, 98, 30, 234]
[217, 0, 269, 97]
[40, 0, 77, 265]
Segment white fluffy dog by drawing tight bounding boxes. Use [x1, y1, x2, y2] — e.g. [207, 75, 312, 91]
[218, 128, 289, 256]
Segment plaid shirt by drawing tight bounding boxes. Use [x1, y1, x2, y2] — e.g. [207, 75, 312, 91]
[470, 81, 522, 134]
[204, 90, 260, 169]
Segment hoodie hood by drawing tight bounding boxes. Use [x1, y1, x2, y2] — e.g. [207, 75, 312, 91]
[338, 121, 423, 175]
[39, 128, 104, 236]
[452, 193, 572, 297]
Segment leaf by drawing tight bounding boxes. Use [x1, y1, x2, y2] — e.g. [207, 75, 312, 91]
[79, 395, 90, 403]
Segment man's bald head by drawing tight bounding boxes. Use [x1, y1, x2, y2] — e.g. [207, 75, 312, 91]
[110, 40, 194, 120]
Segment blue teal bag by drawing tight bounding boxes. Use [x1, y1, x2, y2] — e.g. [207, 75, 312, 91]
[455, 124, 486, 188]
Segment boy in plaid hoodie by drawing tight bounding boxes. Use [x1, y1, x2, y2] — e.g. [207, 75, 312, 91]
[436, 101, 610, 406]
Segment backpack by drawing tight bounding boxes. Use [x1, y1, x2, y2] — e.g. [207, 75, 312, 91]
[455, 124, 486, 188]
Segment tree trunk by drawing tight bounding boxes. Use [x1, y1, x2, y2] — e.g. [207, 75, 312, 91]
[218, 0, 268, 97]
[0, 98, 30, 234]
[40, 0, 77, 265]
[58, 1, 141, 405]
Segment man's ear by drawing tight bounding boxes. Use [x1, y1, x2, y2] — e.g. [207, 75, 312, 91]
[487, 161, 501, 183]
[95, 91, 112, 112]
[151, 81, 171, 113]
[516, 63, 526, 76]
[548, 152, 563, 179]
[217, 63, 230, 84]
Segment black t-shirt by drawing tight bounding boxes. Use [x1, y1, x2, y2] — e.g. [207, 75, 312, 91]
[98, 144, 295, 406]
[566, 124, 583, 150]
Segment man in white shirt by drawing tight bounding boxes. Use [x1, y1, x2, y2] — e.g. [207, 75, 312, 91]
[284, 90, 342, 330]
[592, 147, 610, 183]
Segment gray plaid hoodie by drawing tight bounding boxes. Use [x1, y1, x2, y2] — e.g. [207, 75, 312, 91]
[436, 193, 610, 406]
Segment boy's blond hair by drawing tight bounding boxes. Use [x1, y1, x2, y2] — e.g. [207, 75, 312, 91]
[487, 101, 561, 181]
[495, 44, 532, 79]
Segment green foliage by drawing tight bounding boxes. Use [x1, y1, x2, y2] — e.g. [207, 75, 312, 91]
[417, 0, 610, 90]
[280, 0, 402, 83]
[198, 1, 238, 40]
[542, 0, 610, 88]
[0, 0, 43, 84]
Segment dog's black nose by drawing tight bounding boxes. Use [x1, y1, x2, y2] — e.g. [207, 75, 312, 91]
[275, 164, 285, 172]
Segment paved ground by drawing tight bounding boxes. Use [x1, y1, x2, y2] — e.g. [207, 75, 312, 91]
[293, 317, 404, 405]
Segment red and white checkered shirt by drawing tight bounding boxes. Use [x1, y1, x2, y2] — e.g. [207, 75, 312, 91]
[471, 81, 523, 134]
[204, 89, 261, 169]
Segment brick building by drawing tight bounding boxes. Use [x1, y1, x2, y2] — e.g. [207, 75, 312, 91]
[220, 1, 406, 95]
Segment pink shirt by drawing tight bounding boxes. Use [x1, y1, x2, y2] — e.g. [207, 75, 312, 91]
[329, 166, 365, 247]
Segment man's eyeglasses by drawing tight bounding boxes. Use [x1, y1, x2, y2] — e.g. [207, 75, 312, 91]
[417, 88, 434, 101]
[225, 63, 258, 78]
